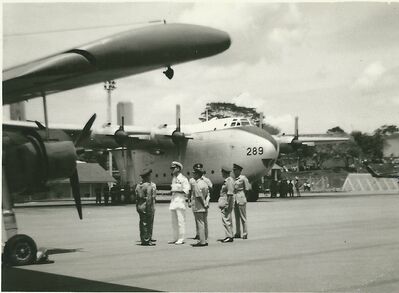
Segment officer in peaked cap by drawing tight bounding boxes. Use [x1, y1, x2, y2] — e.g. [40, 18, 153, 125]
[171, 161, 183, 170]
[232, 163, 250, 239]
[188, 166, 209, 247]
[233, 163, 243, 171]
[135, 168, 157, 246]
[191, 163, 213, 241]
[169, 161, 190, 245]
[219, 165, 235, 242]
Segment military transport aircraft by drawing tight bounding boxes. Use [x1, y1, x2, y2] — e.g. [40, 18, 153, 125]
[363, 161, 399, 178]
[2, 22, 231, 266]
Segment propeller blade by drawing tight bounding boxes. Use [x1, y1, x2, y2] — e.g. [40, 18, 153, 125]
[69, 168, 83, 220]
[75, 113, 97, 147]
[176, 104, 181, 132]
[294, 116, 299, 140]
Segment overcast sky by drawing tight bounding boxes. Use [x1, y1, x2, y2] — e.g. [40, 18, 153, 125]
[3, 2, 399, 134]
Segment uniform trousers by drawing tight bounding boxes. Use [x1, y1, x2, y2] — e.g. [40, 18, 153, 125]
[193, 209, 209, 240]
[194, 211, 207, 244]
[221, 196, 234, 238]
[171, 208, 186, 242]
[138, 211, 154, 244]
[234, 203, 248, 237]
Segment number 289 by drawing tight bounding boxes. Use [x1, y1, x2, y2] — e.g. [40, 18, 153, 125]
[246, 147, 263, 156]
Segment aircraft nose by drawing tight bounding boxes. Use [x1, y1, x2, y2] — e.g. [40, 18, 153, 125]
[199, 26, 231, 54]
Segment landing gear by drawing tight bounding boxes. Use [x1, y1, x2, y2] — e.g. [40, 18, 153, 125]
[246, 181, 260, 202]
[210, 185, 222, 202]
[3, 234, 37, 266]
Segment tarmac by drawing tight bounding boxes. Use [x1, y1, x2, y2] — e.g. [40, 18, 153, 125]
[3, 191, 399, 292]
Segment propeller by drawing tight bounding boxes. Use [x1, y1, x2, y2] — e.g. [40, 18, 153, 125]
[71, 113, 97, 220]
[170, 104, 192, 160]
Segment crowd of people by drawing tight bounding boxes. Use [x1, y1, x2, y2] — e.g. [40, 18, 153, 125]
[269, 177, 305, 198]
[134, 161, 250, 247]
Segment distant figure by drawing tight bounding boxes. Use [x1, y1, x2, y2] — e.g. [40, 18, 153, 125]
[295, 177, 301, 197]
[288, 180, 294, 197]
[169, 161, 190, 245]
[135, 168, 157, 246]
[233, 163, 250, 239]
[95, 187, 102, 205]
[270, 180, 278, 198]
[279, 180, 288, 198]
[103, 186, 110, 205]
[188, 166, 209, 247]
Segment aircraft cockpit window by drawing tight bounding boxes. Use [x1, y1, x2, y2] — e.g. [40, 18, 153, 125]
[231, 122, 236, 127]
[237, 122, 241, 126]
[241, 119, 250, 126]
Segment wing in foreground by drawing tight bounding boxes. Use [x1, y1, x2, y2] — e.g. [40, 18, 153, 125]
[3, 23, 231, 104]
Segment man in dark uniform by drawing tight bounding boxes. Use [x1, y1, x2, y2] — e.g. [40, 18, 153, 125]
[135, 168, 157, 246]
[233, 163, 250, 239]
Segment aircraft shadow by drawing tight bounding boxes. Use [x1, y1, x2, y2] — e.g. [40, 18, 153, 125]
[2, 267, 160, 292]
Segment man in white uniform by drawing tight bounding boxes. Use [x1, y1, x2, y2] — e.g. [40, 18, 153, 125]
[169, 161, 190, 245]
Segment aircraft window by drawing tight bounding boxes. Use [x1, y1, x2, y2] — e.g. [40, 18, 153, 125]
[155, 174, 159, 178]
[187, 172, 190, 176]
[231, 122, 236, 127]
[233, 118, 237, 121]
[211, 170, 215, 174]
[237, 122, 241, 126]
[224, 123, 227, 126]
[163, 173, 166, 177]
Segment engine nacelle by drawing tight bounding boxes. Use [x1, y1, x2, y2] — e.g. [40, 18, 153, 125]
[3, 131, 77, 193]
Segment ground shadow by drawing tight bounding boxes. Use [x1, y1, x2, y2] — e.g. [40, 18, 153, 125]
[2, 267, 160, 292]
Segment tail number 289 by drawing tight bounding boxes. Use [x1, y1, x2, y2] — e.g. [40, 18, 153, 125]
[246, 147, 264, 156]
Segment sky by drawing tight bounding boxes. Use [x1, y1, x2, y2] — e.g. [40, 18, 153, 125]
[2, 1, 399, 134]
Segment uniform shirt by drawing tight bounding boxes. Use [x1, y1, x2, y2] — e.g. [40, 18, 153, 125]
[202, 175, 213, 207]
[234, 174, 250, 205]
[169, 173, 190, 210]
[220, 176, 234, 197]
[189, 178, 208, 212]
[135, 182, 157, 213]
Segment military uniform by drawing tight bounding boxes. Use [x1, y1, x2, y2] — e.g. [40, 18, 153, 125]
[189, 176, 209, 245]
[219, 172, 235, 240]
[135, 178, 157, 245]
[169, 162, 190, 244]
[233, 164, 250, 239]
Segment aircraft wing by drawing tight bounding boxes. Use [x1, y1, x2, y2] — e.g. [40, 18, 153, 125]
[3, 23, 231, 105]
[276, 134, 350, 153]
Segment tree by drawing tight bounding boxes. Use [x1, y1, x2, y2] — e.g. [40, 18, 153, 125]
[374, 124, 399, 136]
[327, 126, 346, 134]
[199, 102, 280, 134]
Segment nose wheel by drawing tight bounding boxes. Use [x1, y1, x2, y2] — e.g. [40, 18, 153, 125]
[3, 234, 37, 266]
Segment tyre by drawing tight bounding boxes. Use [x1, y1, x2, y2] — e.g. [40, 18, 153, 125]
[210, 185, 222, 202]
[4, 234, 37, 266]
[246, 181, 260, 202]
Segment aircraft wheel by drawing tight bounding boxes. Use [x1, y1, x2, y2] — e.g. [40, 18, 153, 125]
[210, 185, 221, 202]
[246, 181, 260, 202]
[4, 234, 37, 266]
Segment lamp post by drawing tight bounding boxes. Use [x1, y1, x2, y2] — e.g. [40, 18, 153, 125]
[104, 80, 116, 124]
[104, 80, 116, 180]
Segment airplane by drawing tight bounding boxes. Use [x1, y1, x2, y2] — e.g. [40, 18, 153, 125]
[2, 22, 231, 266]
[13, 107, 347, 205]
[363, 160, 399, 178]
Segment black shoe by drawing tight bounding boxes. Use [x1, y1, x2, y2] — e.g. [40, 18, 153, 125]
[234, 234, 240, 238]
[222, 237, 233, 243]
[193, 235, 199, 240]
[150, 239, 157, 242]
[191, 242, 208, 247]
[242, 235, 248, 239]
[141, 242, 155, 246]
